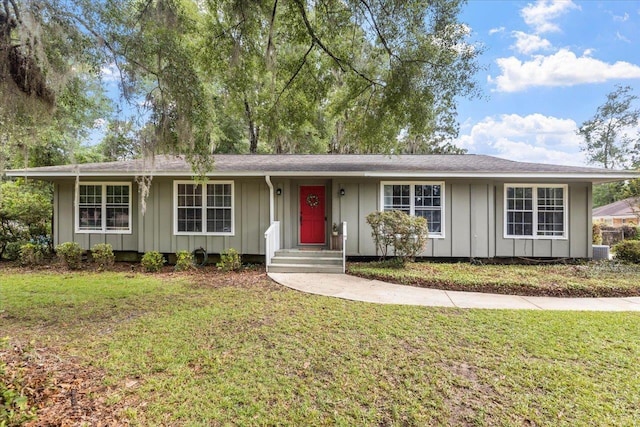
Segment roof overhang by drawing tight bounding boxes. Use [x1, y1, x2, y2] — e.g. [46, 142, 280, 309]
[6, 169, 639, 182]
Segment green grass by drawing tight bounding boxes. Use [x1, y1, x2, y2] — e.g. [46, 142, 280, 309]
[348, 260, 640, 297]
[2, 268, 640, 425]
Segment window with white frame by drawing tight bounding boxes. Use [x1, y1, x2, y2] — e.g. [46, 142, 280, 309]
[174, 181, 234, 235]
[77, 183, 131, 233]
[381, 182, 444, 236]
[505, 184, 567, 238]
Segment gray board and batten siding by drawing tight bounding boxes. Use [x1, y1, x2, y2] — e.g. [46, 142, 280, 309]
[53, 176, 593, 259]
[12, 154, 637, 259]
[54, 177, 270, 256]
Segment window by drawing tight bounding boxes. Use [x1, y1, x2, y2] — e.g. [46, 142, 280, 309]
[381, 182, 444, 237]
[505, 184, 567, 238]
[77, 183, 131, 233]
[174, 181, 234, 235]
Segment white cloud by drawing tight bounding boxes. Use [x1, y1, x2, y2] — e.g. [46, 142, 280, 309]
[511, 31, 552, 54]
[616, 31, 631, 43]
[613, 12, 629, 22]
[521, 0, 579, 33]
[93, 118, 107, 129]
[456, 113, 587, 166]
[100, 64, 120, 82]
[488, 49, 640, 92]
[489, 26, 505, 35]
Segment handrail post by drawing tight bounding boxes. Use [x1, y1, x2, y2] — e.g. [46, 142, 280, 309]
[341, 221, 347, 273]
[264, 221, 280, 272]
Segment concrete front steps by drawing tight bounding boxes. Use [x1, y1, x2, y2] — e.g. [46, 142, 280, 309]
[267, 249, 344, 273]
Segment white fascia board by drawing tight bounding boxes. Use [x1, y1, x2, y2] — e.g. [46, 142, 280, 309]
[5, 170, 370, 178]
[366, 172, 640, 181]
[6, 170, 640, 181]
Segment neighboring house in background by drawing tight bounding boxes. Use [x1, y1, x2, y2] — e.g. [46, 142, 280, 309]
[593, 198, 640, 227]
[7, 154, 639, 272]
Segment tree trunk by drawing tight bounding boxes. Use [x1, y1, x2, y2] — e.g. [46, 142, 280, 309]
[244, 99, 259, 153]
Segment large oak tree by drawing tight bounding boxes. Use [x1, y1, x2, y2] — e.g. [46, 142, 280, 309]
[2, 0, 481, 173]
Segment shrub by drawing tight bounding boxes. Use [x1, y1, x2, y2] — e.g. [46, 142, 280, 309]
[366, 211, 400, 259]
[0, 180, 52, 260]
[175, 250, 195, 271]
[592, 223, 603, 245]
[217, 248, 241, 272]
[91, 243, 115, 270]
[141, 251, 166, 272]
[614, 240, 640, 263]
[366, 210, 429, 264]
[55, 242, 84, 270]
[4, 241, 25, 261]
[19, 242, 45, 266]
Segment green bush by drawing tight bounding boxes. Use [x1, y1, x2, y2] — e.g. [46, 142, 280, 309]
[19, 243, 45, 266]
[0, 180, 52, 260]
[614, 240, 640, 263]
[592, 223, 603, 245]
[217, 248, 241, 272]
[3, 241, 25, 261]
[174, 250, 195, 271]
[55, 241, 84, 270]
[141, 251, 166, 272]
[91, 243, 115, 270]
[366, 210, 429, 264]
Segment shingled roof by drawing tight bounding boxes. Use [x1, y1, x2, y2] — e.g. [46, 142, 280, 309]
[593, 198, 640, 217]
[6, 154, 640, 182]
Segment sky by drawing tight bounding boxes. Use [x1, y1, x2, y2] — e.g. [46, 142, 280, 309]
[455, 0, 640, 166]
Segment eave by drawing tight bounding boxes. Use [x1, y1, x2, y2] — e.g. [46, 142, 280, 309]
[6, 169, 639, 183]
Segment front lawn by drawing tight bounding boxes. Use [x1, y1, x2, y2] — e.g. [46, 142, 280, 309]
[348, 260, 640, 297]
[2, 267, 640, 425]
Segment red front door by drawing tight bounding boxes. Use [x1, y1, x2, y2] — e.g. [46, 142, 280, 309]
[300, 185, 326, 244]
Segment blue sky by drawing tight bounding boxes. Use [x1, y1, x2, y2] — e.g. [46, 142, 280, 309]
[456, 0, 640, 166]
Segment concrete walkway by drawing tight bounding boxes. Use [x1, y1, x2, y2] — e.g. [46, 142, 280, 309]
[268, 273, 640, 311]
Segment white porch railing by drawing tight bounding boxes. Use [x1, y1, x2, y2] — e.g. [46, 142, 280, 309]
[341, 221, 347, 273]
[264, 221, 280, 272]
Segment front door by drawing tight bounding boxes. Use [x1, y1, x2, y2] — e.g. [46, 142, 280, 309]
[300, 185, 326, 244]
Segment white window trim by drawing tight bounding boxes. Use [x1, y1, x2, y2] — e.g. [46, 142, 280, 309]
[503, 183, 568, 240]
[379, 181, 445, 239]
[75, 182, 132, 234]
[173, 180, 235, 236]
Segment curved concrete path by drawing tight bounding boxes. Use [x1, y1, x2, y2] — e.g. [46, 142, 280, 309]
[268, 273, 640, 311]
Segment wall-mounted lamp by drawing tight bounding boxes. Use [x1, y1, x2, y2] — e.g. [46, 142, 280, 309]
[339, 188, 346, 196]
[276, 188, 283, 196]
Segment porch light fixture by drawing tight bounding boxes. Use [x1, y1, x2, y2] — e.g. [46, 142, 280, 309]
[339, 188, 346, 196]
[276, 188, 283, 196]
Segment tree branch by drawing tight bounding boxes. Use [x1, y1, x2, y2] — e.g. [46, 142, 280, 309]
[292, 0, 382, 88]
[269, 43, 314, 114]
[358, 0, 395, 61]
[265, 0, 278, 68]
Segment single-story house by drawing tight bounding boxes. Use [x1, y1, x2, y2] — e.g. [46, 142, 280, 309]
[593, 197, 639, 227]
[7, 154, 639, 272]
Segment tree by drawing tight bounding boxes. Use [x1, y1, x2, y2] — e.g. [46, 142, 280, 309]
[578, 85, 639, 169]
[2, 0, 479, 175]
[197, 0, 480, 154]
[579, 85, 640, 207]
[0, 0, 112, 171]
[0, 180, 52, 259]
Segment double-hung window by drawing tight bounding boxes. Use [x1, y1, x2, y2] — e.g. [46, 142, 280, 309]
[381, 182, 444, 237]
[76, 183, 131, 233]
[505, 184, 567, 239]
[174, 181, 234, 235]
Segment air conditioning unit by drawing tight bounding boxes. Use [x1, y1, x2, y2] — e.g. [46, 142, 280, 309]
[592, 245, 610, 260]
